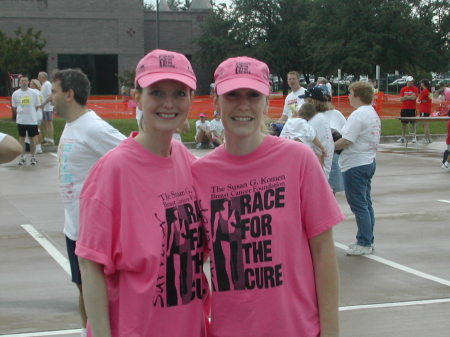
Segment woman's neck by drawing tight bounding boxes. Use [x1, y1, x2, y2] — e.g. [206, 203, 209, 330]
[224, 132, 266, 156]
[135, 130, 173, 157]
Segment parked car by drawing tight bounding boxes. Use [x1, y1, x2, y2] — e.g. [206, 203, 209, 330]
[389, 78, 407, 86]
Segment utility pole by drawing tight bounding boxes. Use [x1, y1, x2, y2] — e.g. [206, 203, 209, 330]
[156, 0, 160, 48]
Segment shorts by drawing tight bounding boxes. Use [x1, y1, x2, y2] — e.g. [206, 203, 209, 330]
[420, 112, 430, 117]
[400, 109, 416, 123]
[17, 124, 39, 137]
[65, 236, 82, 284]
[43, 110, 54, 121]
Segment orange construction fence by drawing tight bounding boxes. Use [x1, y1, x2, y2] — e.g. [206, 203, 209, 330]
[0, 94, 443, 120]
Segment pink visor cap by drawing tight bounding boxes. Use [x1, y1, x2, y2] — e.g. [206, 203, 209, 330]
[214, 56, 270, 96]
[135, 49, 196, 90]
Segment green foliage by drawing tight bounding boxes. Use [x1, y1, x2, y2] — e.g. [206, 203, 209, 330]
[0, 27, 46, 95]
[117, 70, 136, 88]
[1, 118, 448, 144]
[196, 0, 450, 89]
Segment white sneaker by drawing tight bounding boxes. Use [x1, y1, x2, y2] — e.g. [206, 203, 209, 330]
[30, 157, 38, 166]
[196, 143, 202, 149]
[209, 142, 215, 149]
[346, 244, 373, 256]
[18, 157, 27, 166]
[36, 144, 43, 153]
[442, 162, 450, 172]
[396, 137, 405, 143]
[411, 137, 417, 143]
[348, 242, 374, 250]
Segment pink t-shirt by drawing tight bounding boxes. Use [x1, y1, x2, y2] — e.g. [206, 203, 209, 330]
[192, 136, 344, 337]
[76, 137, 209, 337]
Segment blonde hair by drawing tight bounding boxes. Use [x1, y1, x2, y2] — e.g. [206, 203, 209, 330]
[348, 81, 374, 104]
[30, 79, 41, 90]
[306, 97, 331, 113]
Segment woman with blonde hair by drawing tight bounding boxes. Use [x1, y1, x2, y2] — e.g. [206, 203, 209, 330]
[192, 56, 343, 337]
[76, 49, 209, 337]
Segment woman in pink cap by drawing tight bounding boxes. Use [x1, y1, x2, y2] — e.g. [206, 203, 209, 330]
[192, 56, 343, 337]
[76, 49, 209, 337]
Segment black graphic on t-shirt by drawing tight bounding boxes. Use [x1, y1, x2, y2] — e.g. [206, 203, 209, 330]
[153, 190, 206, 308]
[209, 184, 286, 292]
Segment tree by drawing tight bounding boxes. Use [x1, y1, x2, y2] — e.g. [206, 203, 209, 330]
[196, 0, 449, 93]
[0, 27, 46, 95]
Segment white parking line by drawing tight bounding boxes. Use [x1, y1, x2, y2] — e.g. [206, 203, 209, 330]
[335, 242, 450, 287]
[3, 297, 450, 336]
[1, 329, 81, 337]
[340, 297, 450, 311]
[20, 224, 70, 275]
[437, 200, 450, 204]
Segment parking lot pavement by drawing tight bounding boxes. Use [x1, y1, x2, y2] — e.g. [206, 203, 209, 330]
[1, 140, 449, 337]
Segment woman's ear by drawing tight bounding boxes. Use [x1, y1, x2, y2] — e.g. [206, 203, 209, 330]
[213, 94, 220, 114]
[135, 89, 142, 110]
[264, 97, 270, 114]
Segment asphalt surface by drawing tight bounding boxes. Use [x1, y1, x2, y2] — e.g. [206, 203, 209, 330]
[1, 138, 449, 337]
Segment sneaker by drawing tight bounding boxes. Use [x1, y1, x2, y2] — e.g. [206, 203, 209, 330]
[411, 137, 417, 143]
[348, 242, 375, 250]
[428, 138, 433, 143]
[346, 244, 373, 256]
[36, 144, 43, 154]
[30, 157, 38, 165]
[209, 142, 215, 149]
[18, 157, 26, 166]
[396, 137, 405, 143]
[442, 162, 450, 172]
[196, 143, 202, 149]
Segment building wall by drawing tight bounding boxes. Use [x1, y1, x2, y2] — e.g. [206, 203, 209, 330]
[144, 10, 211, 94]
[0, 0, 145, 92]
[0, 0, 212, 94]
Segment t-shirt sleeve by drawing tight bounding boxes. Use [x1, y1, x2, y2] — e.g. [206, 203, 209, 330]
[298, 147, 345, 238]
[282, 95, 290, 116]
[11, 93, 17, 107]
[341, 114, 363, 143]
[76, 160, 119, 274]
[86, 121, 126, 157]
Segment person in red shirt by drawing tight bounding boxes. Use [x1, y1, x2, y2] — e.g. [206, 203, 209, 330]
[397, 76, 419, 143]
[418, 79, 433, 143]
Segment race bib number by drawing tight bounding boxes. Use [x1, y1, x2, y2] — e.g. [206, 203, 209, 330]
[21, 96, 31, 105]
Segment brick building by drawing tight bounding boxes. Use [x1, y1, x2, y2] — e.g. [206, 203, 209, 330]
[0, 0, 212, 94]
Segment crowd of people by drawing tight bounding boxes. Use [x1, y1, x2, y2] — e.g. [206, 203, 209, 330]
[1, 48, 450, 337]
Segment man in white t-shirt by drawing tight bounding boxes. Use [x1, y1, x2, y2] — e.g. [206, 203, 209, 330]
[278, 71, 306, 123]
[11, 76, 41, 166]
[38, 72, 55, 145]
[52, 69, 126, 337]
[0, 132, 22, 164]
[209, 111, 224, 146]
[335, 81, 381, 256]
[195, 113, 214, 149]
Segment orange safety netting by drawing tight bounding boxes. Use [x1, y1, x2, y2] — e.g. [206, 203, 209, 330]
[0, 94, 443, 120]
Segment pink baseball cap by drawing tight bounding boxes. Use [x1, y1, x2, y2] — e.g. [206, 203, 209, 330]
[214, 56, 270, 96]
[135, 49, 197, 90]
[199, 113, 206, 117]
